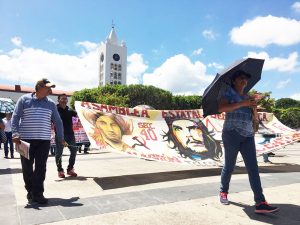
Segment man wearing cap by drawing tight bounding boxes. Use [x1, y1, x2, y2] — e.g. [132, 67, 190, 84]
[12, 78, 65, 204]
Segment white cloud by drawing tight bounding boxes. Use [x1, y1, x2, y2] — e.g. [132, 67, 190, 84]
[46, 38, 57, 43]
[76, 41, 98, 51]
[192, 48, 203, 56]
[0, 43, 99, 91]
[247, 51, 299, 72]
[143, 54, 214, 95]
[202, 29, 217, 40]
[292, 2, 300, 13]
[0, 39, 149, 91]
[208, 62, 224, 71]
[127, 53, 148, 84]
[291, 93, 300, 100]
[276, 79, 291, 89]
[11, 36, 22, 47]
[230, 15, 300, 47]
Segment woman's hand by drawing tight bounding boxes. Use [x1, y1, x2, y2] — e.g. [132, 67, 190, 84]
[241, 99, 257, 108]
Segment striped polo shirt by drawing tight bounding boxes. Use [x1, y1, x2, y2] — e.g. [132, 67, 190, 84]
[12, 93, 64, 140]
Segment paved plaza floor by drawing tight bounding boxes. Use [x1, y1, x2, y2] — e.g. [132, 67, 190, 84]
[0, 142, 300, 225]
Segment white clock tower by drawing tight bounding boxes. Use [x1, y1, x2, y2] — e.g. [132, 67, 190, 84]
[98, 25, 127, 86]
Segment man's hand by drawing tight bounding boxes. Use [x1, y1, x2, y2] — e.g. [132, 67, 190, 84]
[60, 140, 68, 147]
[12, 136, 21, 144]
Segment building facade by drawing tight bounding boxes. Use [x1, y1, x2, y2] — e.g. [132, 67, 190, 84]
[98, 26, 127, 86]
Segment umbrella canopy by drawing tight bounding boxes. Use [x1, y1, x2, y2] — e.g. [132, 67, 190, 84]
[202, 58, 264, 117]
[0, 97, 16, 113]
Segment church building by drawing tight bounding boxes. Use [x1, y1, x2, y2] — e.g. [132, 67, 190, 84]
[98, 25, 127, 86]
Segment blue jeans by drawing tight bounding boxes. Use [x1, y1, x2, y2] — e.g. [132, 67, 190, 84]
[4, 132, 14, 157]
[55, 134, 77, 172]
[220, 130, 265, 203]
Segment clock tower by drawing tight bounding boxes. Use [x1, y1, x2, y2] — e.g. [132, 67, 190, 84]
[98, 25, 127, 86]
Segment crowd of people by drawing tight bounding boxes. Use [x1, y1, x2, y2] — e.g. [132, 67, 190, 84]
[0, 76, 279, 214]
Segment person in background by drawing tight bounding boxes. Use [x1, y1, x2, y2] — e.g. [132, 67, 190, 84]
[12, 78, 65, 204]
[218, 70, 278, 213]
[0, 118, 4, 151]
[55, 93, 78, 178]
[3, 113, 14, 158]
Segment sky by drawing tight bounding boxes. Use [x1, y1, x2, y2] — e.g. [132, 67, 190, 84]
[1, 0, 300, 100]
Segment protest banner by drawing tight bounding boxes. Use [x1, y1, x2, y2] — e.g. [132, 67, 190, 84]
[75, 101, 300, 166]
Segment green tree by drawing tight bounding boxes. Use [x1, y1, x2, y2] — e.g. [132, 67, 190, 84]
[172, 95, 202, 109]
[70, 84, 202, 110]
[274, 98, 300, 108]
[249, 90, 275, 112]
[274, 107, 300, 129]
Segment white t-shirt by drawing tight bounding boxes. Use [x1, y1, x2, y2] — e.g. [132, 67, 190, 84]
[3, 118, 12, 132]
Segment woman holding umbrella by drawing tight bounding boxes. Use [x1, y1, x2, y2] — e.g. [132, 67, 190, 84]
[218, 70, 278, 213]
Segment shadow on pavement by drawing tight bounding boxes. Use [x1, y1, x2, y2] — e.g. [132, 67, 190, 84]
[95, 164, 300, 190]
[0, 168, 22, 175]
[24, 197, 83, 209]
[230, 201, 300, 225]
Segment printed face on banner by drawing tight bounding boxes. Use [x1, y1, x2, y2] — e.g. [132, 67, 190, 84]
[96, 115, 122, 143]
[172, 120, 206, 153]
[163, 118, 223, 161]
[83, 109, 133, 152]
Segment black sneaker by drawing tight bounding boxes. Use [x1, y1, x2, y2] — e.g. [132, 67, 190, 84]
[255, 201, 279, 213]
[32, 194, 48, 204]
[267, 152, 276, 157]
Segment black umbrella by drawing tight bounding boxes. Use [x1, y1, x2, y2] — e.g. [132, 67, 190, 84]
[202, 58, 264, 117]
[0, 98, 16, 113]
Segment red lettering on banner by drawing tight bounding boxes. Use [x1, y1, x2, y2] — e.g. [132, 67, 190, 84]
[108, 105, 117, 113]
[100, 104, 108, 112]
[161, 110, 168, 118]
[272, 123, 291, 132]
[192, 111, 199, 119]
[118, 107, 126, 115]
[185, 111, 191, 118]
[80, 102, 151, 118]
[205, 118, 220, 132]
[92, 103, 101, 111]
[258, 112, 268, 122]
[167, 156, 182, 163]
[81, 102, 91, 108]
[138, 122, 153, 128]
[140, 109, 150, 118]
[161, 110, 201, 119]
[180, 111, 187, 118]
[133, 109, 140, 117]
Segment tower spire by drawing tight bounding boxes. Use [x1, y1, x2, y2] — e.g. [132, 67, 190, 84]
[112, 19, 115, 29]
[108, 21, 118, 45]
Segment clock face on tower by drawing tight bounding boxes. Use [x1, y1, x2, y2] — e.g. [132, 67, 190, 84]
[113, 53, 120, 61]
